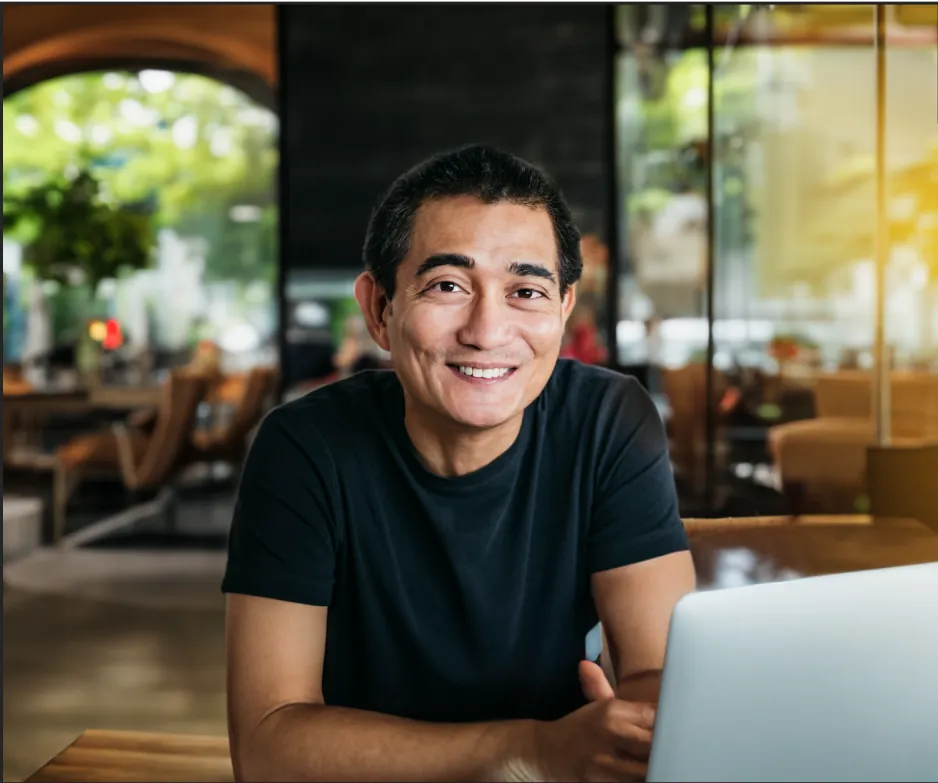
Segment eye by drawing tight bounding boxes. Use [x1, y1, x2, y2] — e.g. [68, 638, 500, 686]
[512, 288, 545, 300]
[427, 280, 465, 294]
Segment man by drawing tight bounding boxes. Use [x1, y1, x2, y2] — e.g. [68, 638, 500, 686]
[223, 145, 696, 782]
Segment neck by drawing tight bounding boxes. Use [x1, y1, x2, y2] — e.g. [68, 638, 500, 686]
[403, 402, 524, 478]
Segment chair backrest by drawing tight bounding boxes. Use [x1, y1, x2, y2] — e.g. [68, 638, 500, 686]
[814, 371, 938, 439]
[814, 372, 873, 420]
[133, 370, 209, 488]
[662, 363, 728, 434]
[220, 366, 277, 447]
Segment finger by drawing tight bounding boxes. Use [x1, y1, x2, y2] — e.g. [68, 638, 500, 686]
[602, 712, 653, 761]
[612, 736, 652, 764]
[607, 698, 656, 731]
[603, 722, 652, 762]
[592, 752, 649, 782]
[580, 659, 615, 702]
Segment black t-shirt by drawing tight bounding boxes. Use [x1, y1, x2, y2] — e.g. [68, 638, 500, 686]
[222, 359, 687, 723]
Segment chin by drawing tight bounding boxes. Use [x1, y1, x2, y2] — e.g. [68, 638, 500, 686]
[452, 409, 518, 430]
[442, 396, 525, 431]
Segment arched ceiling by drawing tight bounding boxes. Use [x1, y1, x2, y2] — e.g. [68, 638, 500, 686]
[2, 4, 276, 106]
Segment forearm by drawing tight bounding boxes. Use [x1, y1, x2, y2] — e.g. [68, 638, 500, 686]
[615, 669, 663, 704]
[238, 702, 542, 783]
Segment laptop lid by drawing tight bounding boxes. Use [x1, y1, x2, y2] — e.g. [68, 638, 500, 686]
[648, 562, 938, 782]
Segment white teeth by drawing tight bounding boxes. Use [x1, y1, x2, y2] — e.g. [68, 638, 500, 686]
[458, 366, 511, 379]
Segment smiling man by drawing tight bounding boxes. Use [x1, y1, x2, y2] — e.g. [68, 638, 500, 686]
[223, 145, 696, 782]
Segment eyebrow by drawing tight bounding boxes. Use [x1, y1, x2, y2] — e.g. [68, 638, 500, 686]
[508, 261, 556, 284]
[414, 254, 557, 284]
[415, 253, 474, 277]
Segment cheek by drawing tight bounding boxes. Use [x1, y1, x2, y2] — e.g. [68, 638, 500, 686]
[395, 309, 452, 354]
[521, 311, 567, 349]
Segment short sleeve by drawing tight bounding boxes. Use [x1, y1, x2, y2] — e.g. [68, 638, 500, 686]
[587, 378, 688, 573]
[221, 406, 341, 606]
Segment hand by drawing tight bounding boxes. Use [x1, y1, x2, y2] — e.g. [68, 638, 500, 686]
[532, 661, 656, 782]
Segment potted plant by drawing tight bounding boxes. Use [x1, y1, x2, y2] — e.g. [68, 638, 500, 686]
[768, 332, 818, 366]
[3, 169, 155, 379]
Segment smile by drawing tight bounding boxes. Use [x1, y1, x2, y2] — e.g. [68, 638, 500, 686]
[447, 365, 516, 382]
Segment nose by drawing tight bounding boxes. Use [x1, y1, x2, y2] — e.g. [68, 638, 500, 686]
[456, 291, 514, 351]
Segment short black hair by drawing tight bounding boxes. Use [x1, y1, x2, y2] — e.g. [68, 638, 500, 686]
[363, 144, 583, 299]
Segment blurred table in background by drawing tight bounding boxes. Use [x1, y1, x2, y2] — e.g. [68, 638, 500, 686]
[3, 385, 164, 470]
[88, 383, 163, 410]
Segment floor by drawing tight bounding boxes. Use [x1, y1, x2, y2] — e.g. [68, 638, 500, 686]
[2, 585, 228, 782]
[3, 488, 233, 783]
[5, 494, 938, 781]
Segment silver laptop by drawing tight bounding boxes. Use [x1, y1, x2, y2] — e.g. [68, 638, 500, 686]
[648, 562, 938, 782]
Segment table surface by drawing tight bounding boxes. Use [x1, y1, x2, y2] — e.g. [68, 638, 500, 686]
[24, 516, 938, 782]
[686, 514, 938, 588]
[25, 730, 233, 783]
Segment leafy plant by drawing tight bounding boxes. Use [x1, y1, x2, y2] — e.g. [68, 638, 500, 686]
[2, 169, 154, 292]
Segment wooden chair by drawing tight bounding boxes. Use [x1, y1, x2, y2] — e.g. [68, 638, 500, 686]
[661, 363, 727, 495]
[52, 370, 209, 543]
[2, 398, 15, 468]
[185, 366, 278, 470]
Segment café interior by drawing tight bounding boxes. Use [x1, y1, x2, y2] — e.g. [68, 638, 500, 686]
[3, 4, 938, 781]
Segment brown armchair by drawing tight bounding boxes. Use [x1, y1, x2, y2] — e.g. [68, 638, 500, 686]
[53, 370, 209, 543]
[186, 365, 278, 470]
[769, 372, 938, 513]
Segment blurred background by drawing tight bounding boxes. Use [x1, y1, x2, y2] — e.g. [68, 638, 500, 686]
[3, 4, 937, 781]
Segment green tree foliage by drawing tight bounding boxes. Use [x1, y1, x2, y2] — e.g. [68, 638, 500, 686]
[3, 169, 153, 291]
[3, 71, 278, 284]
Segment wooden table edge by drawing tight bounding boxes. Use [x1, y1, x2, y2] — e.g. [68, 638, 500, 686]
[24, 732, 87, 783]
[24, 730, 233, 783]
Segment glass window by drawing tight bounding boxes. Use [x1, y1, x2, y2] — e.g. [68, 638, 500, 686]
[711, 6, 881, 518]
[615, 4, 937, 516]
[3, 71, 279, 388]
[614, 4, 712, 514]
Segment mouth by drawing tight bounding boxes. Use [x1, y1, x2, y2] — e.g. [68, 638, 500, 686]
[446, 364, 517, 383]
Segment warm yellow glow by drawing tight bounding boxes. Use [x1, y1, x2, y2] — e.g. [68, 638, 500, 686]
[88, 320, 107, 342]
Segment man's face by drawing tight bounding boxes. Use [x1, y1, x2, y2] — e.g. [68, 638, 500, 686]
[357, 195, 576, 431]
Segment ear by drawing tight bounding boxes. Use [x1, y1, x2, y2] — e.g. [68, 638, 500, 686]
[561, 283, 577, 325]
[353, 272, 392, 352]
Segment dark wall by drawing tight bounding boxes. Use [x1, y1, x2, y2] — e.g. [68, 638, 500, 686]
[280, 4, 611, 271]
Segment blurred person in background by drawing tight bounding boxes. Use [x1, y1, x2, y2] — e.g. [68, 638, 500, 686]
[560, 297, 608, 366]
[332, 313, 385, 377]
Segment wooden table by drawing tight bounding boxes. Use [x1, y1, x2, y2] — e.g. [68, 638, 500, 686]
[25, 730, 232, 782]
[3, 385, 163, 470]
[685, 514, 938, 589]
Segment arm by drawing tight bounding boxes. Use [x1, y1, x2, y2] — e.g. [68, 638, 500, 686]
[587, 377, 697, 704]
[592, 551, 696, 703]
[226, 593, 538, 783]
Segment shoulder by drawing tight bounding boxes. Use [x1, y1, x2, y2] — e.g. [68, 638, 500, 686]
[542, 359, 657, 429]
[250, 371, 396, 464]
[540, 360, 666, 475]
[275, 370, 395, 429]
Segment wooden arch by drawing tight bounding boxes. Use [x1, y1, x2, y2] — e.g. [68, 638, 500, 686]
[2, 4, 277, 108]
